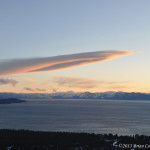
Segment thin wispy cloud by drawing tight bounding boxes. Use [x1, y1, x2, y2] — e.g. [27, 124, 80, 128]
[24, 87, 47, 92]
[99, 81, 131, 85]
[51, 76, 99, 89]
[24, 87, 35, 92]
[0, 78, 18, 86]
[35, 88, 46, 92]
[22, 78, 34, 83]
[108, 85, 128, 90]
[0, 50, 133, 76]
[51, 76, 131, 89]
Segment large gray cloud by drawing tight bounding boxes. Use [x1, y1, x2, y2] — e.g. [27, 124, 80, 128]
[0, 50, 133, 76]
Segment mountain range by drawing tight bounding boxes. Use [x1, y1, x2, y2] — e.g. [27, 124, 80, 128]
[0, 91, 150, 100]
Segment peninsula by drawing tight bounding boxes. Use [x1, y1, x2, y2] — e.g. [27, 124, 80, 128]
[0, 98, 26, 104]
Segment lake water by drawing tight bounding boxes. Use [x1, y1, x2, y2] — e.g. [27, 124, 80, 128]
[0, 99, 150, 135]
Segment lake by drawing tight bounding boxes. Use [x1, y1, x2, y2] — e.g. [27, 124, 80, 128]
[0, 99, 150, 135]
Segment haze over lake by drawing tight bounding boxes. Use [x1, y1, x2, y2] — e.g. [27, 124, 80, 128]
[0, 99, 150, 135]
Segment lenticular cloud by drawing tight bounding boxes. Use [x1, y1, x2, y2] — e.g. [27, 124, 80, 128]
[0, 50, 133, 76]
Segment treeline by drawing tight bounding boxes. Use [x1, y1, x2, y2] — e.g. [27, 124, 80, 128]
[0, 129, 150, 150]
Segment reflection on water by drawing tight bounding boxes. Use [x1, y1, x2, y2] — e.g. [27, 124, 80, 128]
[0, 99, 150, 135]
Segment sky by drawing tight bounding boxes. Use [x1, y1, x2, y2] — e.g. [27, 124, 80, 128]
[0, 0, 150, 93]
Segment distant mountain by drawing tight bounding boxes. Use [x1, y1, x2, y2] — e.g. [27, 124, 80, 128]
[0, 98, 26, 104]
[50, 91, 150, 100]
[0, 92, 150, 100]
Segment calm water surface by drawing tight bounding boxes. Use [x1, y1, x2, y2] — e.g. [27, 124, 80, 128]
[0, 99, 150, 135]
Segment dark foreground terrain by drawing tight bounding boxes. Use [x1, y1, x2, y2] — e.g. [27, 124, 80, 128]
[0, 129, 150, 150]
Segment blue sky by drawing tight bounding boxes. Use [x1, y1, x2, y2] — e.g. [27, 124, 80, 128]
[1, 0, 150, 58]
[0, 0, 150, 93]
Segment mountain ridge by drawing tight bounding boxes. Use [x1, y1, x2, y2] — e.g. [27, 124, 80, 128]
[0, 92, 150, 100]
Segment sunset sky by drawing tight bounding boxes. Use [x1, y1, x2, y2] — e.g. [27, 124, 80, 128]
[0, 0, 150, 93]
